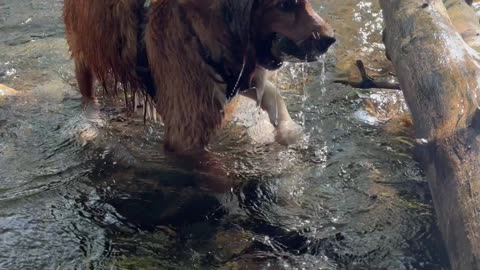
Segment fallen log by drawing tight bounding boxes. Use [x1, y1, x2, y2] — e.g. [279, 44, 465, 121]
[444, 0, 480, 51]
[380, 0, 480, 269]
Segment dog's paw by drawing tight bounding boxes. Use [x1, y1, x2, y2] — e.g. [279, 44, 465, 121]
[82, 99, 105, 127]
[274, 120, 303, 146]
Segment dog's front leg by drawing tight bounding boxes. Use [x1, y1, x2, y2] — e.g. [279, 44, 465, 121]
[241, 80, 303, 146]
[74, 59, 101, 122]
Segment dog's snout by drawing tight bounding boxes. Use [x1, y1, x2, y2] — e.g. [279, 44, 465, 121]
[308, 33, 335, 53]
[318, 22, 336, 47]
[311, 17, 335, 51]
[321, 35, 336, 48]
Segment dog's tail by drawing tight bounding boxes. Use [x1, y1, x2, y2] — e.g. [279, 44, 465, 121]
[64, 0, 155, 110]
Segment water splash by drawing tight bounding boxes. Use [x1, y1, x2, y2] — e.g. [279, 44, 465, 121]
[300, 60, 307, 127]
[317, 55, 327, 95]
[273, 70, 279, 127]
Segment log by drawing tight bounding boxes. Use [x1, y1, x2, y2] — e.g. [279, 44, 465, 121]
[444, 0, 480, 51]
[380, 0, 480, 269]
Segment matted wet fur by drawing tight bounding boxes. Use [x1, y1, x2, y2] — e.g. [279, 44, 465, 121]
[64, 0, 145, 94]
[63, 0, 335, 153]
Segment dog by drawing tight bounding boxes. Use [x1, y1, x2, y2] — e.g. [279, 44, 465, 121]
[63, 0, 335, 153]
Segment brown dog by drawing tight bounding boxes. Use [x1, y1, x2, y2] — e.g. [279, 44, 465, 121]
[63, 0, 335, 153]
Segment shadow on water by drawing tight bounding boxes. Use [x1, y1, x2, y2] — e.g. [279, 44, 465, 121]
[0, 0, 452, 269]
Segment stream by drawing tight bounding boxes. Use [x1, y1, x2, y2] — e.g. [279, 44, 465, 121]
[0, 1, 454, 269]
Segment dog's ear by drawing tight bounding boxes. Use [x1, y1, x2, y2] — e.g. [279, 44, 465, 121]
[222, 0, 256, 45]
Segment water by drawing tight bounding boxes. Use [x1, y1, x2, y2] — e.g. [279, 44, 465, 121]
[0, 1, 451, 269]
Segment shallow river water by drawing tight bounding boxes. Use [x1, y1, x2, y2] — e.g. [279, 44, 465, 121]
[0, 1, 454, 269]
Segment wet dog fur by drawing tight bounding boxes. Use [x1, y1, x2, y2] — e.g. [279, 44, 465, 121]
[63, 0, 335, 153]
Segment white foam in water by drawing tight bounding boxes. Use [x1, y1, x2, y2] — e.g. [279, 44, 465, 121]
[353, 109, 379, 125]
[20, 18, 32, 25]
[5, 68, 16, 77]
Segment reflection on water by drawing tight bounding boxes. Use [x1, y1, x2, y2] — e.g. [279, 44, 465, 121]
[0, 0, 450, 269]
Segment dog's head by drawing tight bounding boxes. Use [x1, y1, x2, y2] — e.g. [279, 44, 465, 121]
[251, 0, 336, 69]
[181, 0, 335, 71]
[178, 0, 334, 99]
[220, 0, 336, 69]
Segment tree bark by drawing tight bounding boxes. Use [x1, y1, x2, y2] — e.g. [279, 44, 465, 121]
[380, 1, 480, 269]
[444, 0, 480, 51]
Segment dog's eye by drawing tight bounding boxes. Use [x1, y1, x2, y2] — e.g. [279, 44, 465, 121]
[278, 0, 298, 12]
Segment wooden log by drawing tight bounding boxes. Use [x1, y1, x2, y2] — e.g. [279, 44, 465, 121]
[380, 0, 480, 269]
[444, 0, 480, 51]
